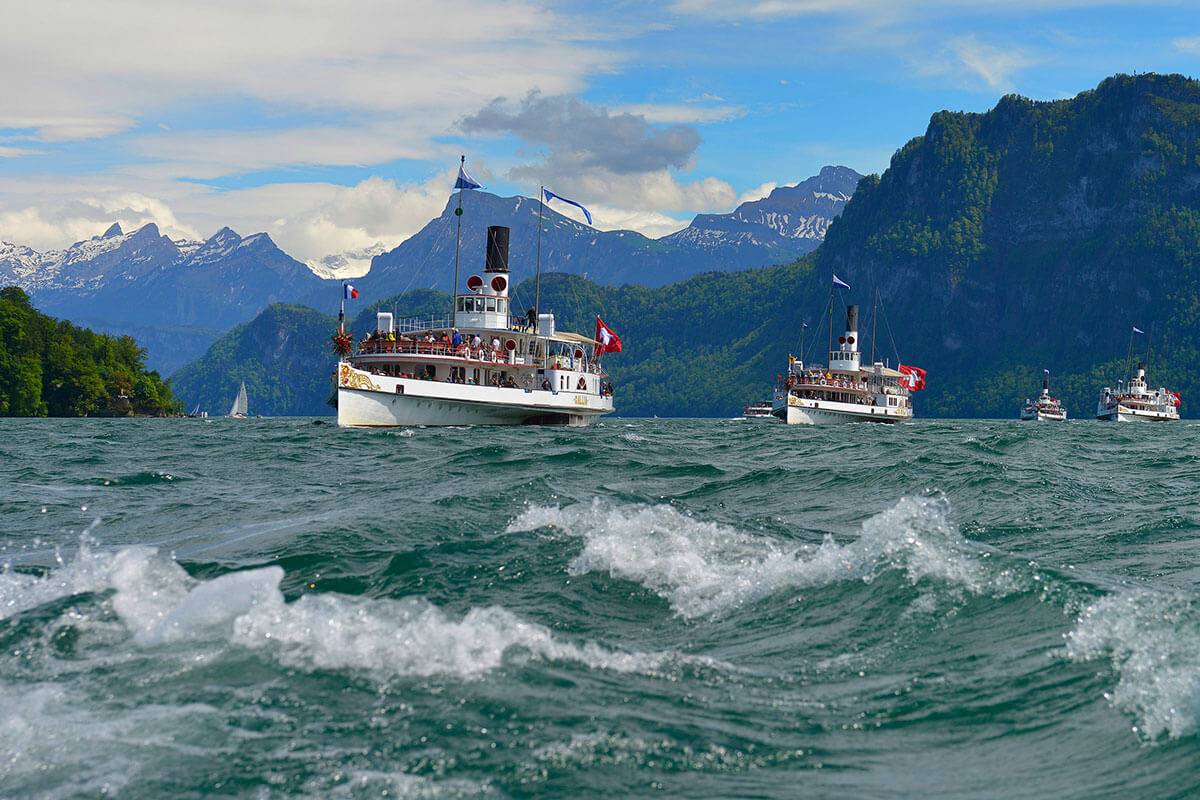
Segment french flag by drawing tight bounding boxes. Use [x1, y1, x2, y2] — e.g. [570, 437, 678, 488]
[344, 283, 358, 300]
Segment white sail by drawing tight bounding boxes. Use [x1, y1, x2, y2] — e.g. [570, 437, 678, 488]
[228, 382, 248, 417]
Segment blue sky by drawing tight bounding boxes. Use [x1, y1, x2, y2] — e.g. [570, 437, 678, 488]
[2, 0, 1199, 274]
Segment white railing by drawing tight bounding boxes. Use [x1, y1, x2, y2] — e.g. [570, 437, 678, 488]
[394, 313, 455, 333]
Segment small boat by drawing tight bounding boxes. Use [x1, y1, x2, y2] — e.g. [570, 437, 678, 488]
[1020, 372, 1066, 421]
[228, 381, 248, 418]
[186, 403, 208, 419]
[772, 279, 922, 425]
[742, 401, 774, 419]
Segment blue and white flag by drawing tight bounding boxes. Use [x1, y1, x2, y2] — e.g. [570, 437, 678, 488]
[1133, 326, 1144, 334]
[455, 165, 482, 190]
[544, 189, 592, 225]
[1044, 369, 1050, 375]
[832, 274, 850, 290]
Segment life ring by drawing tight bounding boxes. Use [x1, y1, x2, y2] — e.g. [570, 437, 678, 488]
[820, 379, 827, 386]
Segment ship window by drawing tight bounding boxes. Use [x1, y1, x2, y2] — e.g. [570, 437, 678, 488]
[485, 298, 495, 312]
[498, 298, 508, 315]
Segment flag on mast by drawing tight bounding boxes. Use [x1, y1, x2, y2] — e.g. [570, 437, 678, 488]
[832, 274, 850, 290]
[898, 364, 927, 391]
[455, 164, 483, 190]
[544, 189, 592, 225]
[594, 316, 621, 353]
[343, 283, 358, 300]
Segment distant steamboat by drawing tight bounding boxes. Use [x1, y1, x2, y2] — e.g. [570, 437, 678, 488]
[335, 225, 615, 427]
[1020, 373, 1067, 421]
[773, 304, 916, 425]
[1096, 362, 1179, 422]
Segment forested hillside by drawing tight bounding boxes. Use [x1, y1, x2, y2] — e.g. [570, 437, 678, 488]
[814, 72, 1200, 416]
[0, 286, 180, 416]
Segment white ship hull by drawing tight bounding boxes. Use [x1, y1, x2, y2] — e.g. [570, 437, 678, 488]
[336, 364, 612, 427]
[772, 393, 909, 425]
[1020, 409, 1066, 422]
[1096, 404, 1177, 422]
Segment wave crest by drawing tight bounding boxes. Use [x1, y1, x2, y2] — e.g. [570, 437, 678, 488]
[509, 495, 1012, 618]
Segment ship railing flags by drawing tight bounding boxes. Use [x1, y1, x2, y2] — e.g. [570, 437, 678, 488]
[898, 364, 927, 391]
[455, 164, 482, 190]
[832, 274, 850, 290]
[544, 189, 593, 225]
[343, 283, 358, 300]
[1133, 326, 1144, 334]
[594, 316, 621, 354]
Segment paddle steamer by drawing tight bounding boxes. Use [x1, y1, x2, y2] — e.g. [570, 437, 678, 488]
[1096, 362, 1179, 421]
[334, 225, 615, 427]
[1020, 373, 1067, 421]
[772, 304, 916, 424]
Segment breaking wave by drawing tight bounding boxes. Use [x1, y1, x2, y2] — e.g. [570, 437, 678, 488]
[508, 495, 1017, 618]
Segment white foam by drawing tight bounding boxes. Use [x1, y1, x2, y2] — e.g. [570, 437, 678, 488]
[232, 593, 707, 679]
[3, 539, 705, 681]
[508, 495, 1011, 618]
[1064, 588, 1200, 739]
[0, 534, 117, 621]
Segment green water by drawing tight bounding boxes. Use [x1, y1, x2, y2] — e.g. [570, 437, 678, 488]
[2, 417, 1200, 798]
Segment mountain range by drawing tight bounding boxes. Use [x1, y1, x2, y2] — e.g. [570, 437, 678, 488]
[0, 223, 329, 373]
[164, 72, 1200, 420]
[325, 165, 862, 307]
[0, 167, 860, 374]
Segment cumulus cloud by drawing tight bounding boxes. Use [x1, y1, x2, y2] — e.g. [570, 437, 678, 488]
[456, 93, 740, 224]
[461, 92, 703, 177]
[0, 193, 201, 251]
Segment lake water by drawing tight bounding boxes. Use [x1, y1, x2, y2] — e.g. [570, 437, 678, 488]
[3, 417, 1200, 798]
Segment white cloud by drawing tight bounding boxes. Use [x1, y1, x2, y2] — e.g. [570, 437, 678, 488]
[738, 182, 777, 204]
[1173, 36, 1200, 55]
[0, 0, 614, 148]
[617, 103, 747, 124]
[0, 193, 201, 251]
[0, 146, 46, 158]
[944, 35, 1035, 90]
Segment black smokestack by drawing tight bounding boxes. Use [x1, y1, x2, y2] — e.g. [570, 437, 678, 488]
[845, 304, 858, 334]
[485, 225, 509, 273]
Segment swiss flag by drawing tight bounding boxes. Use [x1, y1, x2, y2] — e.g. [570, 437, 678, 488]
[898, 364, 927, 391]
[595, 316, 622, 354]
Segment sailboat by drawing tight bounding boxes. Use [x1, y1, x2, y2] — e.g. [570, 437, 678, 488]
[228, 381, 248, 418]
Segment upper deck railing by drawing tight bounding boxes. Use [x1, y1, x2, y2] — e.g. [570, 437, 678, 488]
[354, 337, 604, 374]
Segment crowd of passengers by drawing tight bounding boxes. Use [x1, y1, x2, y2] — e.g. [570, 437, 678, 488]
[783, 371, 903, 406]
[357, 328, 606, 376]
[359, 328, 513, 361]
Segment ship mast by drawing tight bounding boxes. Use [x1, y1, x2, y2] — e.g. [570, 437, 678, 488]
[534, 186, 544, 332]
[452, 155, 467, 320]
